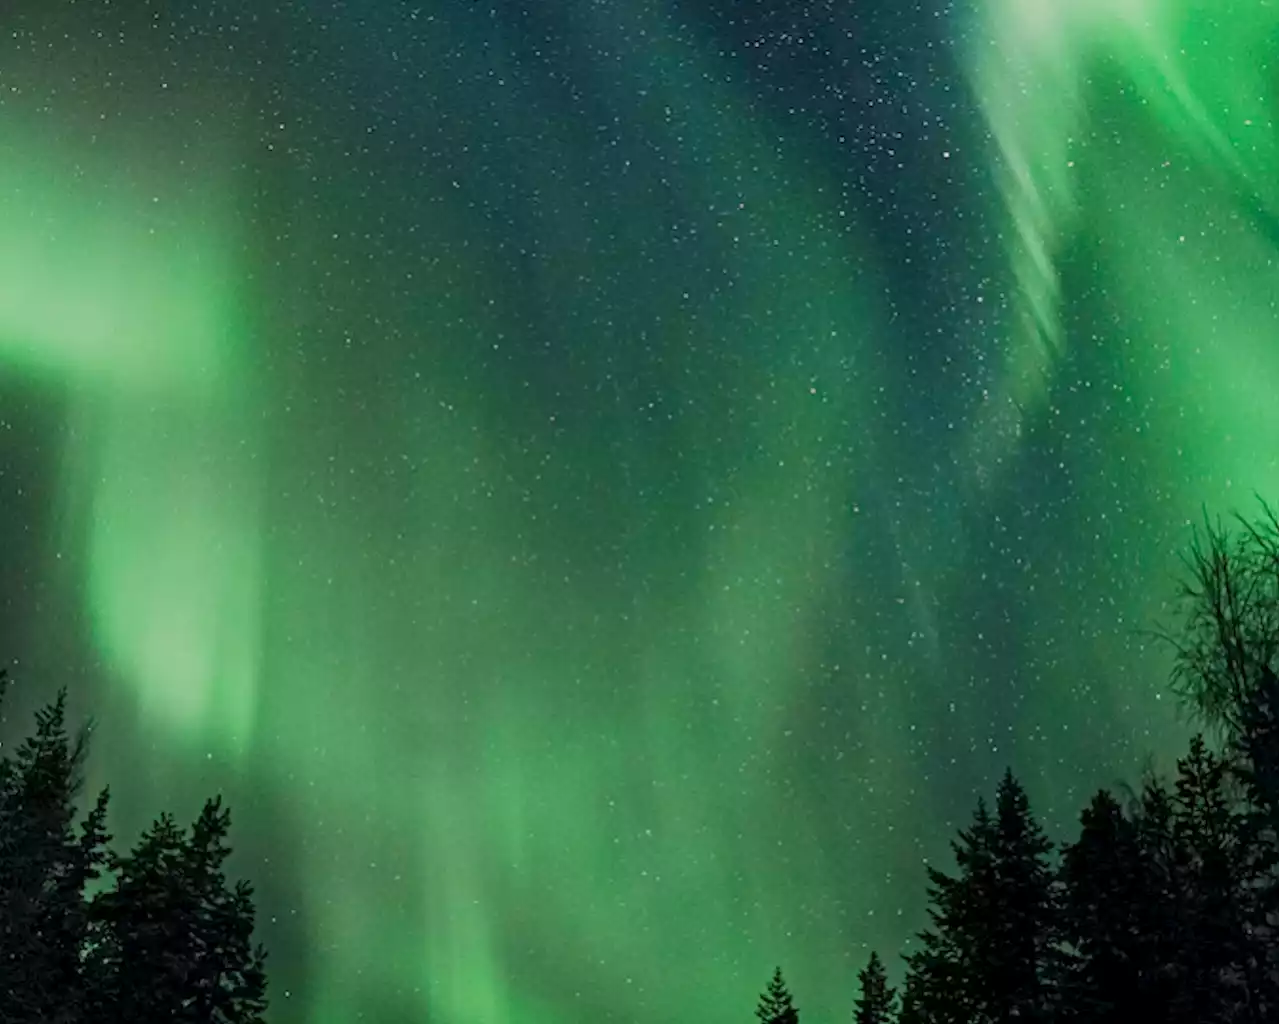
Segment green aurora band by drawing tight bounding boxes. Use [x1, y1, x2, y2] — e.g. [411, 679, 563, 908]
[0, 1, 1275, 1021]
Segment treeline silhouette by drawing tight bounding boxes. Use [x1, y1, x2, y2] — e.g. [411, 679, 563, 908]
[758, 505, 1278, 1024]
[0, 679, 268, 1023]
[0, 505, 1274, 1023]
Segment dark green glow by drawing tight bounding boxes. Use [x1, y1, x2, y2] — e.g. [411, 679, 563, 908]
[0, 2, 1274, 1021]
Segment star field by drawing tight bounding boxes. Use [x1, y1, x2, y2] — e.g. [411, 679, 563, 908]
[0, 1, 1275, 1021]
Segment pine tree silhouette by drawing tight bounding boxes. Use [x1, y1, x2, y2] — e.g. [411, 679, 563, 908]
[756, 965, 800, 1024]
[853, 950, 895, 1024]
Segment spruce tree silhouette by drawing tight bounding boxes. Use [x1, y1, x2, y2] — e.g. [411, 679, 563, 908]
[183, 801, 270, 1023]
[1130, 775, 1188, 1018]
[898, 934, 964, 1024]
[899, 770, 1057, 1024]
[853, 950, 895, 1024]
[87, 797, 269, 1024]
[755, 965, 800, 1024]
[0, 678, 112, 1024]
[1234, 657, 1278, 978]
[900, 799, 993, 1024]
[990, 769, 1059, 1021]
[1169, 735, 1255, 1023]
[0, 671, 268, 1023]
[1236, 660, 1278, 823]
[1060, 788, 1164, 1022]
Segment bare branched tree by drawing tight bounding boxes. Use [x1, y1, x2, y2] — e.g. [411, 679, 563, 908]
[1162, 502, 1277, 729]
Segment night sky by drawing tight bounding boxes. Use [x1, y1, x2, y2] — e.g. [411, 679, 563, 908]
[0, 1, 1276, 1021]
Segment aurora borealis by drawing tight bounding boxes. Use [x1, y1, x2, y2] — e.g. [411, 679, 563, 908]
[0, 0, 1275, 1020]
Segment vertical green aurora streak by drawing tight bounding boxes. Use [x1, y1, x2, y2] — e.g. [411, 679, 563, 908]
[0, 1, 1274, 1021]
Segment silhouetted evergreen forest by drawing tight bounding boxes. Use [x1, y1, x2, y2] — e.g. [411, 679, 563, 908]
[1, 506, 1275, 1023]
[759, 506, 1278, 1023]
[0, 677, 268, 1023]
